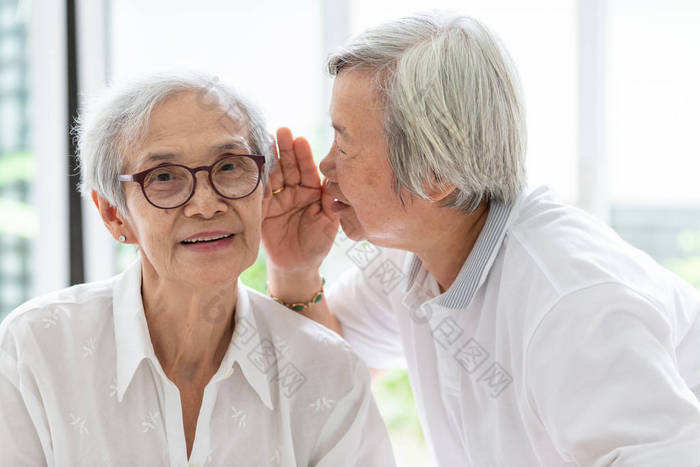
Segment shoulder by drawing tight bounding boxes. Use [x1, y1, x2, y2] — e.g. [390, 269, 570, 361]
[483, 187, 700, 346]
[538, 282, 670, 337]
[0, 277, 116, 357]
[503, 187, 670, 296]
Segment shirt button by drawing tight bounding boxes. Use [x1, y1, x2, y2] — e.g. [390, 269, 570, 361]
[188, 464, 199, 467]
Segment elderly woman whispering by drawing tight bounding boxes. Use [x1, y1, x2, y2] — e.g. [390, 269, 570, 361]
[263, 12, 700, 467]
[0, 73, 395, 466]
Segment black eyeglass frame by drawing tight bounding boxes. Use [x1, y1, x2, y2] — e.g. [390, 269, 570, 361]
[117, 154, 266, 209]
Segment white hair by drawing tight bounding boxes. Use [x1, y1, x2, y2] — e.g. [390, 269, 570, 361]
[75, 72, 273, 216]
[328, 12, 526, 212]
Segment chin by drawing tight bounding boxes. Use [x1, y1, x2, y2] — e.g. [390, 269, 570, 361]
[339, 218, 367, 241]
[187, 261, 243, 285]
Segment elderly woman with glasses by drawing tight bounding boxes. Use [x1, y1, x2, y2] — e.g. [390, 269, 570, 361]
[0, 73, 395, 466]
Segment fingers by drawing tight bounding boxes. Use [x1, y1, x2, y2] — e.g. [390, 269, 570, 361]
[276, 127, 301, 186]
[294, 136, 321, 188]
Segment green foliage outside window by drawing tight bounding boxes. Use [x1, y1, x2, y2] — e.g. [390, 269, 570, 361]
[665, 230, 700, 289]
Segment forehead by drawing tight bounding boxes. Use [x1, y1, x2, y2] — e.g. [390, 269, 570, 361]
[330, 69, 385, 142]
[123, 90, 250, 168]
[330, 69, 380, 113]
[145, 90, 248, 142]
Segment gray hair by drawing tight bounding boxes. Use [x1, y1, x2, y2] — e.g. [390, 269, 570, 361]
[75, 72, 273, 216]
[328, 12, 526, 212]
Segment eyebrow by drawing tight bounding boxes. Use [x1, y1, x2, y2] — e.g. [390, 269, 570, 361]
[141, 138, 252, 165]
[331, 122, 346, 135]
[213, 141, 252, 153]
[331, 122, 353, 144]
[142, 153, 176, 163]
[212, 135, 252, 153]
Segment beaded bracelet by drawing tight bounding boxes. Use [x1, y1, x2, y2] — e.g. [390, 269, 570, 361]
[266, 277, 326, 312]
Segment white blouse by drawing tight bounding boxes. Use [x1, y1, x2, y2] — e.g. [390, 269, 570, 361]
[0, 259, 395, 467]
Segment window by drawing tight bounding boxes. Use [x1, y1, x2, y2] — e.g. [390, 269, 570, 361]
[607, 0, 700, 287]
[0, 0, 33, 321]
[3, 2, 698, 466]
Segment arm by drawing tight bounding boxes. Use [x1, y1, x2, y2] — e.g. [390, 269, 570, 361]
[526, 284, 700, 466]
[309, 357, 396, 467]
[266, 266, 342, 336]
[262, 127, 341, 334]
[267, 265, 397, 382]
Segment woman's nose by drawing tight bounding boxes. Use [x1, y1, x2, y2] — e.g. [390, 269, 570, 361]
[183, 171, 227, 218]
[319, 150, 335, 180]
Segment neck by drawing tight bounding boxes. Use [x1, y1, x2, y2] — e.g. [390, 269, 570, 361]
[140, 264, 237, 385]
[413, 201, 490, 293]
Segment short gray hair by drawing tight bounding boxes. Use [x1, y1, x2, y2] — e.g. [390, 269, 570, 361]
[328, 12, 526, 212]
[75, 72, 273, 216]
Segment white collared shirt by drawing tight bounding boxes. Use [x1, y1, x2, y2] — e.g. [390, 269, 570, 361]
[0, 259, 396, 467]
[327, 186, 700, 467]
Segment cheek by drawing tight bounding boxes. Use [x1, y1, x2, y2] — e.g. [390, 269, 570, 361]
[125, 195, 176, 251]
[244, 214, 262, 245]
[142, 215, 177, 255]
[238, 197, 263, 243]
[337, 160, 366, 200]
[339, 157, 391, 204]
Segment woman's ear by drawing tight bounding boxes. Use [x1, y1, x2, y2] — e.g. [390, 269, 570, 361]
[423, 180, 457, 202]
[91, 190, 135, 243]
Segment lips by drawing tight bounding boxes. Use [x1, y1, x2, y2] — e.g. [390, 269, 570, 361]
[331, 198, 350, 212]
[181, 231, 235, 244]
[180, 231, 236, 253]
[325, 182, 351, 212]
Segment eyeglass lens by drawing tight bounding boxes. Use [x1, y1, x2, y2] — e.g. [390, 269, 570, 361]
[143, 156, 259, 208]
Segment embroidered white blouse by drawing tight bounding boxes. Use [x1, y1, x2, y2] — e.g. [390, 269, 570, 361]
[0, 259, 395, 467]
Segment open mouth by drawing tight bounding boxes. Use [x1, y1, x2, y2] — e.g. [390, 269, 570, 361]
[181, 233, 234, 245]
[331, 198, 351, 212]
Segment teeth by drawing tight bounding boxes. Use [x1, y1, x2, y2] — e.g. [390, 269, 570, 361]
[183, 234, 232, 244]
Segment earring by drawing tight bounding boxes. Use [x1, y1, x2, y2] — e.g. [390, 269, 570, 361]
[118, 235, 126, 242]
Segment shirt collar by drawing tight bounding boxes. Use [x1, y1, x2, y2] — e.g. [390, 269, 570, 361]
[112, 258, 158, 403]
[403, 197, 516, 309]
[112, 258, 274, 410]
[227, 284, 274, 410]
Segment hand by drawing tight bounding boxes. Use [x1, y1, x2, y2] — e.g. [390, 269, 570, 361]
[262, 127, 339, 273]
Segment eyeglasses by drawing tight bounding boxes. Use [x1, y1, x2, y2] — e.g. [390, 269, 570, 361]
[118, 154, 265, 209]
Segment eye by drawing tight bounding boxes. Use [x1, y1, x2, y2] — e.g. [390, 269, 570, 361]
[145, 166, 188, 189]
[331, 135, 349, 157]
[335, 144, 347, 156]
